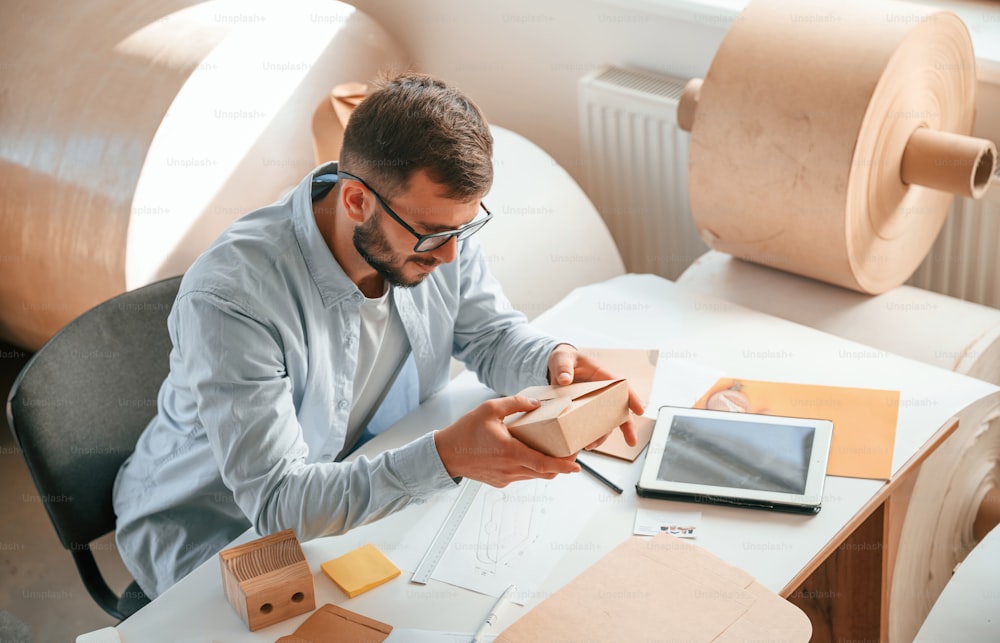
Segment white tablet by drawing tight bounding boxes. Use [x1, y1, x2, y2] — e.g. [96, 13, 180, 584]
[636, 405, 834, 515]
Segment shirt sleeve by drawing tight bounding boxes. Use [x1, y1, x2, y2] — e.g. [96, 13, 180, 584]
[174, 290, 457, 541]
[450, 240, 561, 395]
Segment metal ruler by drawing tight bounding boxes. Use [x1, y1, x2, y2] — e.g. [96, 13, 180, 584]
[410, 479, 483, 584]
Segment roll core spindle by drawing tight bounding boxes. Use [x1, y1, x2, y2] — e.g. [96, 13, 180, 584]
[973, 486, 1000, 542]
[900, 127, 997, 199]
[677, 78, 702, 134]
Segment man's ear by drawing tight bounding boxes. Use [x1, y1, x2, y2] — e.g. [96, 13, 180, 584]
[340, 180, 368, 223]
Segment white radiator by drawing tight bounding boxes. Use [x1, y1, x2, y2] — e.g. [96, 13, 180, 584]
[909, 193, 1000, 309]
[578, 64, 1000, 306]
[578, 65, 706, 280]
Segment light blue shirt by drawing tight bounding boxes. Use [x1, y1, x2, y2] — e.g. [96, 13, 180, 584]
[113, 163, 559, 598]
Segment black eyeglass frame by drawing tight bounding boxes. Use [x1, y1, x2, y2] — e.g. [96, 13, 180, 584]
[338, 170, 493, 252]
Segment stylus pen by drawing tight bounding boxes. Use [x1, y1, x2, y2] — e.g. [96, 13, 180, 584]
[577, 457, 624, 494]
[471, 583, 517, 643]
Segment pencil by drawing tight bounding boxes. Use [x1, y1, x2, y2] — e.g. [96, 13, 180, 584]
[577, 458, 624, 494]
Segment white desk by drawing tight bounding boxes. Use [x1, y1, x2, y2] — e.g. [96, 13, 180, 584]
[109, 274, 1000, 641]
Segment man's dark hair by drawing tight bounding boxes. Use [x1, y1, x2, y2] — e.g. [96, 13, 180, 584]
[339, 72, 493, 201]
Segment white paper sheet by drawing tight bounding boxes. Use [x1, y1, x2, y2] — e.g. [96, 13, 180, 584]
[405, 471, 601, 601]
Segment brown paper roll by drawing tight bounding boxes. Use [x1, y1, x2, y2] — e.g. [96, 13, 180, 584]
[0, 0, 406, 351]
[677, 251, 1000, 385]
[889, 395, 1000, 642]
[683, 0, 995, 294]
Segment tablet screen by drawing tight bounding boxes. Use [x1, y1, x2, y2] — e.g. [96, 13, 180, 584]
[655, 414, 816, 495]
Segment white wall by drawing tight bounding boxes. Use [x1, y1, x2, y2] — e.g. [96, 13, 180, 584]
[348, 0, 727, 188]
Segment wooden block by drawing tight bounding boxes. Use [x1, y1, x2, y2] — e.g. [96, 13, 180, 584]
[219, 529, 316, 631]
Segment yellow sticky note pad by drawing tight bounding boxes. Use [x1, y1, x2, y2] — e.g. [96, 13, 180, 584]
[320, 544, 401, 598]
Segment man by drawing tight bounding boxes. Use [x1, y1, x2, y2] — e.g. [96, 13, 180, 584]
[114, 72, 642, 599]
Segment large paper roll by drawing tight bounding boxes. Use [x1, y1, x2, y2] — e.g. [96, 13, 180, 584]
[679, 0, 996, 294]
[890, 395, 1000, 642]
[0, 0, 407, 351]
[677, 251, 1000, 385]
[889, 397, 1000, 641]
[677, 251, 1000, 640]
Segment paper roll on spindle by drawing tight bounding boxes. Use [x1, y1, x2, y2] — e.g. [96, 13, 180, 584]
[676, 78, 702, 134]
[680, 0, 996, 294]
[900, 128, 997, 199]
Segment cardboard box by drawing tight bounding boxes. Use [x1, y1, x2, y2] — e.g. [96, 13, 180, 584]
[507, 379, 629, 457]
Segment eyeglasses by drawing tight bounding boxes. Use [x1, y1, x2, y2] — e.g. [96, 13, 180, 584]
[338, 171, 492, 252]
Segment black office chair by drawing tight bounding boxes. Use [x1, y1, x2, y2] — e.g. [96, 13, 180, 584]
[6, 275, 182, 621]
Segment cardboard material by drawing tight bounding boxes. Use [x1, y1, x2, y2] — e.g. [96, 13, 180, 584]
[900, 127, 996, 199]
[694, 378, 900, 480]
[596, 415, 654, 462]
[578, 347, 659, 461]
[276, 603, 392, 643]
[320, 544, 401, 598]
[496, 532, 811, 642]
[508, 379, 629, 457]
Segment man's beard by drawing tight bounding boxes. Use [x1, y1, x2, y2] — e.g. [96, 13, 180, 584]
[353, 213, 439, 288]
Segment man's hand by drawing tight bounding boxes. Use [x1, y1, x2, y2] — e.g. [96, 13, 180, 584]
[546, 343, 645, 448]
[433, 395, 581, 487]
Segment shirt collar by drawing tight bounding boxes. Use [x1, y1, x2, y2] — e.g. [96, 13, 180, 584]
[292, 161, 363, 307]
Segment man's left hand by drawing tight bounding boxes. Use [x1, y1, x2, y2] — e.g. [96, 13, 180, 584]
[546, 343, 644, 448]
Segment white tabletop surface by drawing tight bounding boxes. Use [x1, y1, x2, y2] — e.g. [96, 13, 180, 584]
[107, 274, 999, 642]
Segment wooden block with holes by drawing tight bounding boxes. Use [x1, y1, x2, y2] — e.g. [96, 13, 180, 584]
[219, 528, 316, 631]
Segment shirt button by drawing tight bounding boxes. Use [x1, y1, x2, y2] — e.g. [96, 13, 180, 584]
[321, 453, 333, 460]
[337, 400, 349, 410]
[345, 335, 354, 347]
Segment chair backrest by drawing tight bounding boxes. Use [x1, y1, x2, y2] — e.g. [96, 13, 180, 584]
[6, 275, 182, 549]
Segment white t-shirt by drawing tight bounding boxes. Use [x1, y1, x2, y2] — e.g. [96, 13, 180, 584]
[346, 285, 409, 445]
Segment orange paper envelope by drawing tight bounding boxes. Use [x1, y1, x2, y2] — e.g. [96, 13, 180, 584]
[695, 378, 900, 479]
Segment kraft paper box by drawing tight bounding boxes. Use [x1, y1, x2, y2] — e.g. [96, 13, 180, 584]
[507, 379, 629, 457]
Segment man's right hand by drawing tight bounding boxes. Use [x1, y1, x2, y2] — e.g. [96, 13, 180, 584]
[433, 395, 581, 487]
